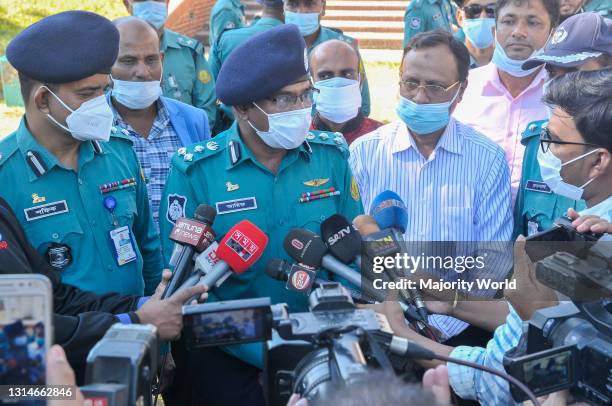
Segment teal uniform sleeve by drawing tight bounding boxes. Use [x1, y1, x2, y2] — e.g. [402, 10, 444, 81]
[210, 8, 243, 45]
[159, 157, 200, 266]
[130, 152, 163, 295]
[192, 43, 218, 130]
[403, 3, 427, 47]
[210, 40, 223, 79]
[355, 43, 371, 117]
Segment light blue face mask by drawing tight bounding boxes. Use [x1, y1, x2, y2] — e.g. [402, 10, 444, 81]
[491, 39, 542, 77]
[285, 10, 320, 36]
[396, 87, 461, 135]
[313, 76, 362, 123]
[462, 18, 495, 49]
[133, 1, 167, 29]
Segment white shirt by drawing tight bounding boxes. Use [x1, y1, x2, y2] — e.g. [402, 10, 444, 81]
[349, 118, 513, 338]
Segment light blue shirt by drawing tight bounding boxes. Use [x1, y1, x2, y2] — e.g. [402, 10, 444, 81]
[349, 118, 513, 337]
[447, 304, 523, 406]
[580, 196, 612, 222]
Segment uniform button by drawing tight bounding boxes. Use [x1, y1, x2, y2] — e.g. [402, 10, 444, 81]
[91, 220, 96, 227]
[78, 178, 83, 185]
[52, 233, 59, 239]
[320, 215, 326, 221]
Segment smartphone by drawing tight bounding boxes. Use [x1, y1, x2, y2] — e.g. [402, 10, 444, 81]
[0, 274, 53, 403]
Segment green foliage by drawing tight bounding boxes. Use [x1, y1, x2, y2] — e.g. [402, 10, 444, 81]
[0, 0, 128, 55]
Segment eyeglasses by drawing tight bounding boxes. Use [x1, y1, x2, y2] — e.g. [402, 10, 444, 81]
[539, 127, 604, 153]
[463, 3, 496, 19]
[266, 88, 319, 110]
[398, 80, 460, 100]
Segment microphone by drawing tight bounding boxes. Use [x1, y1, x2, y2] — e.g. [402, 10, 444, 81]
[162, 204, 216, 299]
[264, 258, 376, 303]
[264, 258, 317, 294]
[320, 214, 362, 264]
[369, 190, 408, 234]
[283, 229, 386, 302]
[185, 220, 268, 302]
[368, 191, 429, 322]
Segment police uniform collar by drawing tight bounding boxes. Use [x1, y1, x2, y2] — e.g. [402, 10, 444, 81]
[521, 119, 548, 146]
[161, 28, 187, 51]
[16, 119, 57, 181]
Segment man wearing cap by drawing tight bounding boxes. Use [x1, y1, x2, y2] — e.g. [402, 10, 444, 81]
[0, 11, 163, 296]
[310, 40, 382, 145]
[124, 0, 218, 130]
[160, 24, 363, 405]
[453, 0, 560, 203]
[514, 12, 611, 238]
[283, 0, 372, 117]
[109, 17, 211, 230]
[210, 0, 284, 78]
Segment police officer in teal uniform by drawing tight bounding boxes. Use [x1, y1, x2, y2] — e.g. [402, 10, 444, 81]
[210, 0, 284, 78]
[585, 0, 611, 18]
[283, 0, 372, 117]
[1, 11, 163, 296]
[404, 0, 458, 47]
[125, 0, 218, 130]
[160, 24, 363, 405]
[209, 0, 246, 46]
[513, 12, 611, 238]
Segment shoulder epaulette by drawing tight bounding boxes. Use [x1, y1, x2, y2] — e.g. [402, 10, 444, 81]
[306, 131, 349, 158]
[0, 134, 19, 167]
[109, 127, 134, 145]
[521, 119, 548, 145]
[171, 139, 224, 173]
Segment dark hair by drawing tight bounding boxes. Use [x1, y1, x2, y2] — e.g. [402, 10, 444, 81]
[544, 68, 612, 151]
[495, 0, 560, 28]
[17, 73, 59, 104]
[402, 29, 470, 82]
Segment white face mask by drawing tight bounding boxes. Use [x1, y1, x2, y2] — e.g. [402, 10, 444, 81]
[537, 146, 600, 201]
[43, 86, 114, 142]
[248, 103, 312, 150]
[313, 77, 362, 124]
[111, 75, 162, 109]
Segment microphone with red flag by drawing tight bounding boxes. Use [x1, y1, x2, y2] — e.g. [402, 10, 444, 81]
[183, 220, 268, 303]
[162, 204, 216, 299]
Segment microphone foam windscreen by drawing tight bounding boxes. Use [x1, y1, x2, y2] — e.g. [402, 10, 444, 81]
[283, 229, 327, 268]
[194, 204, 217, 225]
[264, 258, 291, 281]
[320, 214, 362, 264]
[369, 190, 408, 234]
[217, 220, 269, 273]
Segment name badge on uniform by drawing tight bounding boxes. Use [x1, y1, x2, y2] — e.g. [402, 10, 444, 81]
[216, 197, 257, 215]
[109, 226, 137, 266]
[525, 180, 552, 194]
[24, 200, 68, 222]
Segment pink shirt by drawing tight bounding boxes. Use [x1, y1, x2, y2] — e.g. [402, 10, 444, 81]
[454, 63, 548, 203]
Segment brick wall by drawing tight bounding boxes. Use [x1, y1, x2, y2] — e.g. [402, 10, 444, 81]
[166, 0, 213, 39]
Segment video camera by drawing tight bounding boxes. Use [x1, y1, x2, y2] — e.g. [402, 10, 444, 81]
[505, 220, 611, 405]
[182, 283, 415, 406]
[80, 324, 159, 406]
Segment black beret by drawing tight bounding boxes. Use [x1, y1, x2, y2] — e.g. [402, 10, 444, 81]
[216, 24, 310, 106]
[6, 10, 119, 83]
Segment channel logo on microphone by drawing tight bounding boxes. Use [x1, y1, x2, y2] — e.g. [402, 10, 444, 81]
[291, 239, 304, 250]
[226, 230, 260, 261]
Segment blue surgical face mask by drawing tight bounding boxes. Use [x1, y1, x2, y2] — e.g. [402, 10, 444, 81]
[285, 10, 320, 36]
[491, 38, 542, 77]
[111, 74, 163, 110]
[313, 77, 362, 123]
[133, 1, 167, 29]
[396, 87, 461, 135]
[462, 18, 495, 49]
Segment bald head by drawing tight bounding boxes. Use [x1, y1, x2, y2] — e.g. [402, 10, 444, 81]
[309, 39, 360, 82]
[111, 16, 163, 85]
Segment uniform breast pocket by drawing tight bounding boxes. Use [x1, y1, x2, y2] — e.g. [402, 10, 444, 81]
[441, 206, 474, 241]
[111, 192, 138, 227]
[293, 198, 339, 232]
[25, 212, 84, 272]
[522, 190, 557, 234]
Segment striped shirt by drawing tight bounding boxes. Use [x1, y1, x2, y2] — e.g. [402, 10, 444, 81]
[349, 119, 513, 337]
[112, 100, 182, 230]
[448, 304, 523, 406]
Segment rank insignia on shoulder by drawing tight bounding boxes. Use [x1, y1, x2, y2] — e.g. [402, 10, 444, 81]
[178, 147, 187, 156]
[207, 141, 219, 151]
[31, 193, 46, 204]
[194, 145, 205, 153]
[184, 153, 194, 162]
[226, 182, 240, 192]
[306, 132, 316, 140]
[303, 178, 329, 187]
